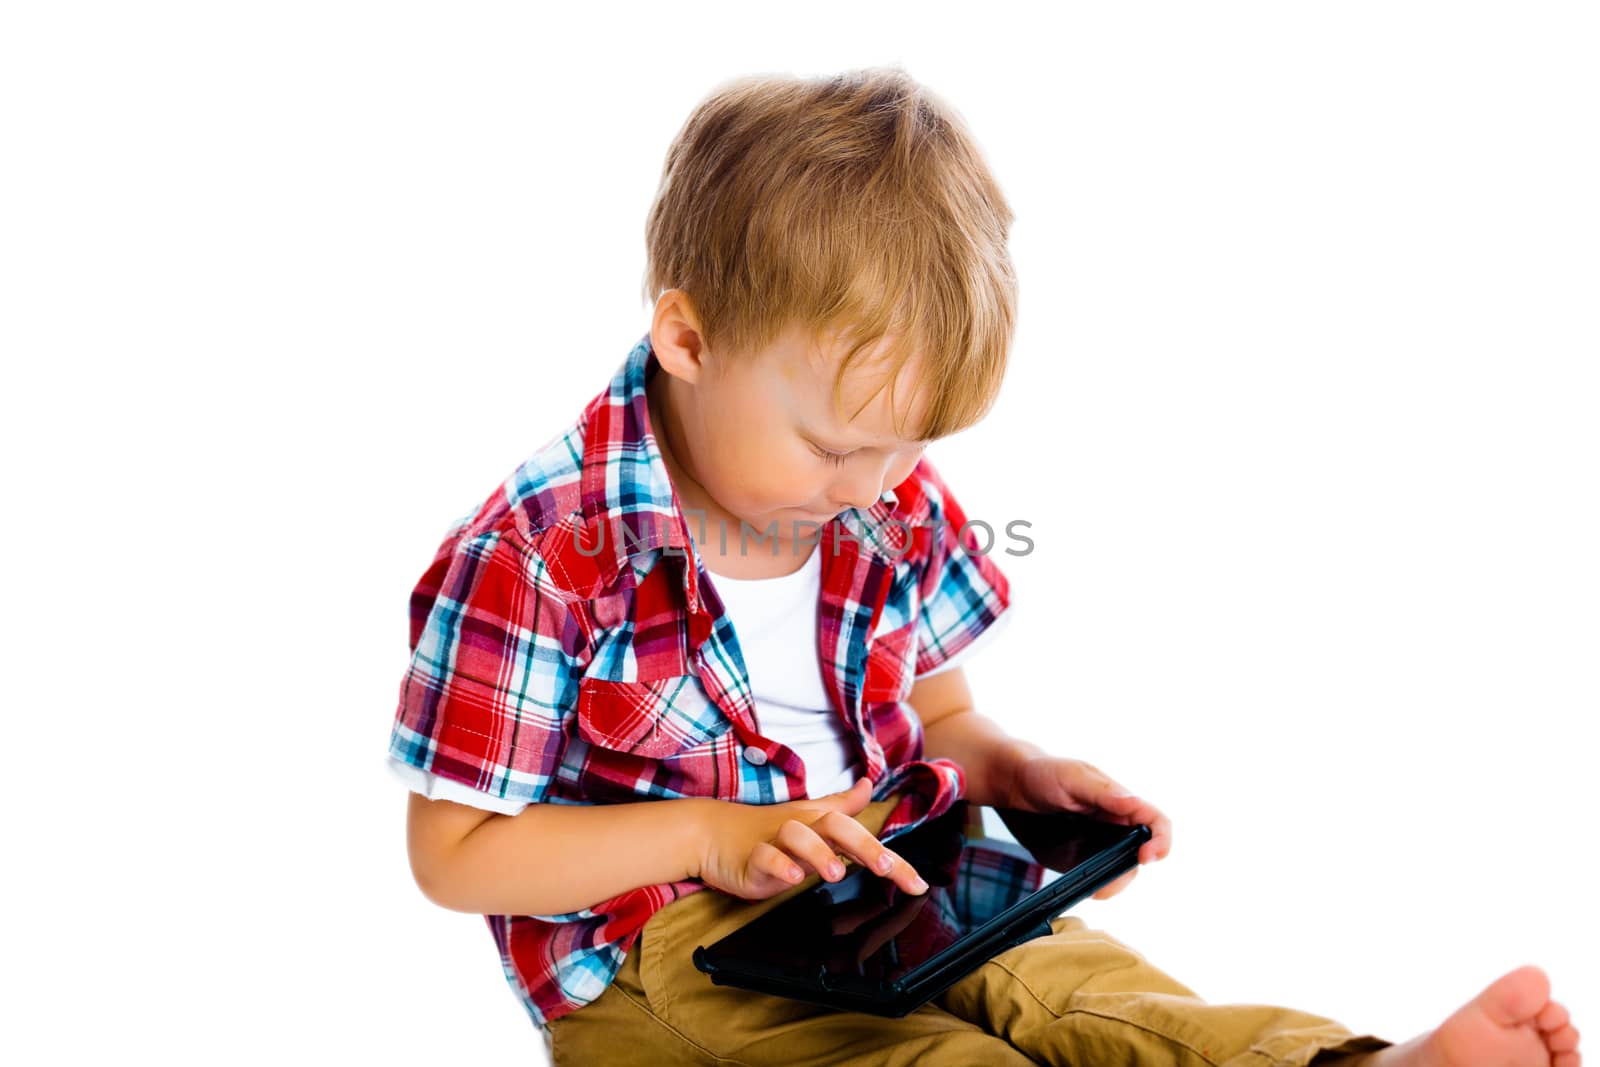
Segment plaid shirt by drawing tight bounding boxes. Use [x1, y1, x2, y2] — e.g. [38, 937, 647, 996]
[386, 332, 1016, 1030]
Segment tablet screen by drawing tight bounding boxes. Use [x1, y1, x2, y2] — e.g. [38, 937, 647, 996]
[701, 799, 1141, 989]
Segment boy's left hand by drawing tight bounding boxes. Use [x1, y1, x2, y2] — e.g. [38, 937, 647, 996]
[1001, 756, 1173, 900]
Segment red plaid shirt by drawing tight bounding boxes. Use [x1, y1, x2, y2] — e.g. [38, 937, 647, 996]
[386, 332, 1015, 1030]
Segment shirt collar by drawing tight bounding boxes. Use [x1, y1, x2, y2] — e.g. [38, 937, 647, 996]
[574, 334, 910, 598]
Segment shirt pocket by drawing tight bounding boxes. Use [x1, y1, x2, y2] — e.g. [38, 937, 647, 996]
[575, 673, 732, 759]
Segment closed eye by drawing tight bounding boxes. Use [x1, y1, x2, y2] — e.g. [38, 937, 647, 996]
[810, 444, 851, 467]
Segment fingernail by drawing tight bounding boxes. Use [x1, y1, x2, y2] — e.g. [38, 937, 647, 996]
[875, 853, 893, 874]
[788, 866, 804, 881]
[909, 875, 929, 893]
[828, 862, 845, 880]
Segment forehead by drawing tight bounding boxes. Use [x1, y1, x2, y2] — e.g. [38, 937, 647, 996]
[768, 325, 932, 444]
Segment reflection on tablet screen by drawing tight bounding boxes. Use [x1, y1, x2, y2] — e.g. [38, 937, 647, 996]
[705, 800, 1139, 988]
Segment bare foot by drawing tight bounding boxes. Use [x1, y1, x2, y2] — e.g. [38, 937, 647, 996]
[1353, 965, 1581, 1067]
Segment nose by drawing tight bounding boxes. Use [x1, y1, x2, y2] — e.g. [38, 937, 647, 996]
[829, 463, 891, 513]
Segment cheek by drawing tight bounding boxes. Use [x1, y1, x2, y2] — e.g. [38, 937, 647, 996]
[895, 445, 928, 479]
[702, 412, 815, 506]
[742, 446, 820, 508]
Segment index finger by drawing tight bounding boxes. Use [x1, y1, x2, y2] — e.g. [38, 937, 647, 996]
[813, 810, 928, 895]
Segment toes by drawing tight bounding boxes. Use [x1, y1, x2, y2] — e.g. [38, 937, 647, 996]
[1479, 965, 1551, 1026]
[1539, 1000, 1572, 1032]
[1547, 1024, 1580, 1054]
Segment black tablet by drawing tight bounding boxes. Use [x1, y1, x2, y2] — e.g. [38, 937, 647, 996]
[691, 799, 1151, 1017]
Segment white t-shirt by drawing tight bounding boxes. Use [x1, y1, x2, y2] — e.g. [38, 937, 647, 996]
[387, 543, 1008, 811]
[705, 544, 863, 798]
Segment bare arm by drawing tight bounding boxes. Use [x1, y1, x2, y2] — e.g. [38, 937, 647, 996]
[407, 790, 708, 916]
[909, 666, 1045, 808]
[407, 777, 929, 915]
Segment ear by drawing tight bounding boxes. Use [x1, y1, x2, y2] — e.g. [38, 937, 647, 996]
[650, 290, 710, 385]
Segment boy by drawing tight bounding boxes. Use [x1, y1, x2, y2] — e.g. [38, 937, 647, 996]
[386, 68, 1581, 1066]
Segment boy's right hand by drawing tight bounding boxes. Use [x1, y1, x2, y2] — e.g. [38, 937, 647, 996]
[688, 776, 930, 902]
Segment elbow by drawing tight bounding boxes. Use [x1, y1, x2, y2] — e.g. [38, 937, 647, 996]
[410, 848, 499, 914]
[405, 792, 499, 912]
[408, 843, 464, 911]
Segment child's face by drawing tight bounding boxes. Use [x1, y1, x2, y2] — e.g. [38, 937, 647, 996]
[648, 317, 931, 548]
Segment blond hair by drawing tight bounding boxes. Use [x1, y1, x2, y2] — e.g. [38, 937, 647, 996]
[642, 65, 1017, 441]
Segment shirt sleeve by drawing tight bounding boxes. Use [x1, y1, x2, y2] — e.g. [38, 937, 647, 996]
[386, 527, 583, 813]
[913, 465, 1015, 679]
[385, 758, 531, 817]
[914, 590, 1017, 678]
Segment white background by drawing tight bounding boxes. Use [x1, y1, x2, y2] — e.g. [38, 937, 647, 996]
[4, 2, 1595, 1063]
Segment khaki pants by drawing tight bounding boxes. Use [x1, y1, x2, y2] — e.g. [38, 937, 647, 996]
[547, 797, 1392, 1066]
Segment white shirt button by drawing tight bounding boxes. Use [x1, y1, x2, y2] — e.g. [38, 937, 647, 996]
[741, 745, 768, 766]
